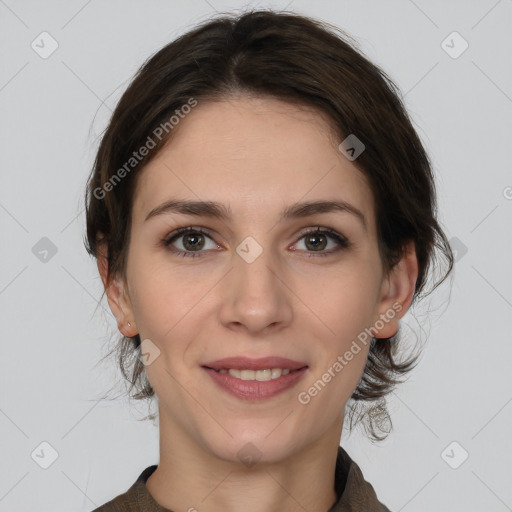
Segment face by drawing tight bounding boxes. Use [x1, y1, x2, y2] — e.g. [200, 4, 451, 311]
[103, 95, 415, 464]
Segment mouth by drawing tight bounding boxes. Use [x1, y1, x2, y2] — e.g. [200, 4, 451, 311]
[201, 357, 309, 400]
[204, 366, 306, 381]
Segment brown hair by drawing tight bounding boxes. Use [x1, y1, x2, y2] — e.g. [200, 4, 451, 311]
[84, 9, 453, 442]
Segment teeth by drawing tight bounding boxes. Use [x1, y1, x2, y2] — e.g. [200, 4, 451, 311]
[225, 368, 291, 381]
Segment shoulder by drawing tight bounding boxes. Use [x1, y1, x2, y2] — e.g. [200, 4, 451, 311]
[91, 465, 158, 512]
[334, 446, 392, 512]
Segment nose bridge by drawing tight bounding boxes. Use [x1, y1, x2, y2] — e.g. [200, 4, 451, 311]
[235, 233, 281, 297]
[234, 237, 279, 292]
[219, 233, 293, 332]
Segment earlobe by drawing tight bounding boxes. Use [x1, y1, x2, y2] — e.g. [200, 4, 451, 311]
[109, 276, 138, 337]
[96, 242, 138, 337]
[373, 241, 418, 339]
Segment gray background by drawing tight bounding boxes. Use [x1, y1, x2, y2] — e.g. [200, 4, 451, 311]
[1, 0, 511, 510]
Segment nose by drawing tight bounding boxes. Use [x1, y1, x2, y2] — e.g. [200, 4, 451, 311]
[217, 238, 294, 335]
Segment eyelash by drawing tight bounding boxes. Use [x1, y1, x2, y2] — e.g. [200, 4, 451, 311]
[161, 226, 351, 259]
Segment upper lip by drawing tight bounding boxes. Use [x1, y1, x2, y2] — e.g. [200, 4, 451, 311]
[202, 356, 308, 371]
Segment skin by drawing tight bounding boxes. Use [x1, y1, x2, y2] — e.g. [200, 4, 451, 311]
[98, 95, 418, 512]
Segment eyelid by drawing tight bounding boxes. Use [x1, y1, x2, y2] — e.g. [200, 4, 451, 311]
[291, 226, 351, 254]
[162, 226, 220, 252]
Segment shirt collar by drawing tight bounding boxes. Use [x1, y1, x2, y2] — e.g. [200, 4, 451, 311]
[121, 445, 391, 512]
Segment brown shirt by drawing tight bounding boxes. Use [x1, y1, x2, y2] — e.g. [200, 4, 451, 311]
[93, 445, 391, 512]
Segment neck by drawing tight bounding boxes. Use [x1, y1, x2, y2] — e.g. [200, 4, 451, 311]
[146, 408, 343, 512]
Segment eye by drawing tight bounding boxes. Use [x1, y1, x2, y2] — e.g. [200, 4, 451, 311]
[161, 226, 351, 259]
[162, 227, 219, 258]
[292, 227, 350, 257]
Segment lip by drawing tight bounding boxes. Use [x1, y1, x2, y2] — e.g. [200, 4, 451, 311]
[201, 356, 308, 371]
[202, 366, 309, 401]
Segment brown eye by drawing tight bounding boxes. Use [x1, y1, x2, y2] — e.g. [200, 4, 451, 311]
[294, 227, 350, 257]
[162, 227, 218, 258]
[304, 232, 328, 251]
[181, 233, 205, 251]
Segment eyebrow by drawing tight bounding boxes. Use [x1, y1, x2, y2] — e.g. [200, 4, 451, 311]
[144, 198, 367, 230]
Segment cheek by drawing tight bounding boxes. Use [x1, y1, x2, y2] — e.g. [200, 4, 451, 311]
[127, 258, 214, 372]
[133, 282, 187, 340]
[310, 264, 380, 337]
[300, 275, 375, 413]
[127, 258, 184, 338]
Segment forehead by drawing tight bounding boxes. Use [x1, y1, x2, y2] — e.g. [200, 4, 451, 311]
[132, 96, 374, 227]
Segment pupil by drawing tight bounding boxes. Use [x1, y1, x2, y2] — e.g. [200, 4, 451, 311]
[184, 234, 204, 251]
[307, 234, 326, 250]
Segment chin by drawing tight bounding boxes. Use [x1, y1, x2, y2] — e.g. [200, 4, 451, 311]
[201, 424, 307, 467]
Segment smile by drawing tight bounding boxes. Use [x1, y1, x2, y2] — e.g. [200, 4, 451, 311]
[202, 366, 308, 400]
[210, 368, 292, 380]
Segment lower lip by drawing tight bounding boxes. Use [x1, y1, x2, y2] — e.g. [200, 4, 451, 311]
[202, 367, 308, 401]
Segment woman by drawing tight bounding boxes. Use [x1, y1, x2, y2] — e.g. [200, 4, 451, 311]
[85, 9, 453, 511]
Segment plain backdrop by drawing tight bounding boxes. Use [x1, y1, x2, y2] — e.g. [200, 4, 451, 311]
[1, 1, 511, 511]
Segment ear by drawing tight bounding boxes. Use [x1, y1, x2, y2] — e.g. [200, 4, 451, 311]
[97, 241, 138, 337]
[372, 241, 418, 338]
